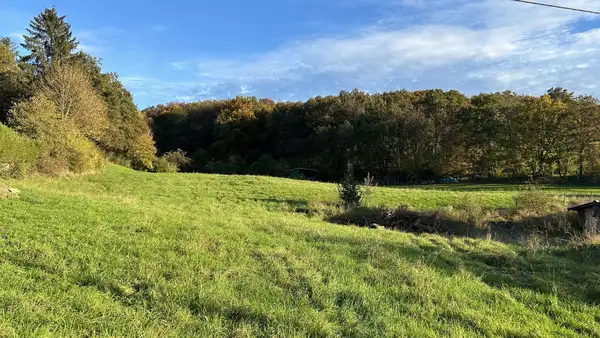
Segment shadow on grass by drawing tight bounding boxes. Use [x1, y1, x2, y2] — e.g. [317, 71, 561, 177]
[268, 222, 600, 309]
[327, 206, 577, 243]
[320, 207, 597, 308]
[249, 198, 317, 214]
[251, 198, 600, 307]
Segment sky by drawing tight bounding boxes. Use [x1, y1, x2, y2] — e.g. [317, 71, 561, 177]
[1, 0, 600, 109]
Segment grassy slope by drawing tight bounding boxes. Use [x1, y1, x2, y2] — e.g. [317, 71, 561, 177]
[0, 165, 599, 337]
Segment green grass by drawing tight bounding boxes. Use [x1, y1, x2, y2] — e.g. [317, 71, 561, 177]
[0, 165, 599, 337]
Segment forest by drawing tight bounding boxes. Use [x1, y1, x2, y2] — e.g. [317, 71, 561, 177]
[144, 88, 600, 183]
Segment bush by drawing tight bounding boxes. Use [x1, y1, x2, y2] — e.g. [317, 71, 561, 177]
[64, 135, 104, 173]
[34, 129, 104, 176]
[153, 149, 191, 173]
[455, 195, 486, 228]
[0, 123, 39, 178]
[153, 156, 178, 173]
[513, 186, 564, 216]
[162, 149, 191, 170]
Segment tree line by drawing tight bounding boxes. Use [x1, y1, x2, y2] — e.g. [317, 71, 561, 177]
[0, 7, 155, 177]
[3, 7, 599, 183]
[144, 88, 600, 183]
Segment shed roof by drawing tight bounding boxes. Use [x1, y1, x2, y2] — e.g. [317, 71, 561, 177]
[568, 200, 600, 211]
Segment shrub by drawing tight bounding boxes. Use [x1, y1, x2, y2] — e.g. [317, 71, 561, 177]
[153, 149, 191, 173]
[0, 123, 39, 178]
[162, 149, 191, 170]
[64, 135, 104, 173]
[153, 156, 178, 173]
[34, 128, 104, 176]
[338, 162, 362, 210]
[513, 186, 564, 216]
[455, 195, 485, 228]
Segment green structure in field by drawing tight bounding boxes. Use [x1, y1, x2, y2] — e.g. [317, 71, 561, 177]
[440, 177, 459, 184]
[287, 168, 318, 180]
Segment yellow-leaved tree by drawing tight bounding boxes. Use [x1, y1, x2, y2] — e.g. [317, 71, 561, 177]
[9, 63, 108, 175]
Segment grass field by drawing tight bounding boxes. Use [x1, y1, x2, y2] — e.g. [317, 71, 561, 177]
[1, 165, 600, 337]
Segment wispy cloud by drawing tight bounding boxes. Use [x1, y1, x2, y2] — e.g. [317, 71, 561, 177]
[8, 32, 24, 42]
[133, 0, 600, 105]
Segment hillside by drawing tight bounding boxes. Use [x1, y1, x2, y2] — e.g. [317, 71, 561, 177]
[0, 165, 599, 336]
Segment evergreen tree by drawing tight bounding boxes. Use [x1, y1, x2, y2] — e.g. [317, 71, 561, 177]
[21, 7, 78, 74]
[0, 37, 18, 58]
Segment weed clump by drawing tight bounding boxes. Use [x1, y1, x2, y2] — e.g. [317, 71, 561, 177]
[512, 186, 564, 216]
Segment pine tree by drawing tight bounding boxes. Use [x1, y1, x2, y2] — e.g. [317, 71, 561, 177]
[21, 7, 78, 74]
[337, 162, 362, 210]
[0, 37, 18, 58]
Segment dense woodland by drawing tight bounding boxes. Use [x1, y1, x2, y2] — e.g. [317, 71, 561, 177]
[144, 88, 600, 183]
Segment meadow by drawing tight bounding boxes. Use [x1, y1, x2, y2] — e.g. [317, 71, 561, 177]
[0, 165, 599, 337]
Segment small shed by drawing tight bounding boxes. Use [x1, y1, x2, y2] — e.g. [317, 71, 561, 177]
[287, 168, 318, 180]
[568, 200, 600, 236]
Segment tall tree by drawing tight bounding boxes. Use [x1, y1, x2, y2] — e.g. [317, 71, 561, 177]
[0, 42, 28, 123]
[21, 7, 78, 74]
[0, 37, 18, 59]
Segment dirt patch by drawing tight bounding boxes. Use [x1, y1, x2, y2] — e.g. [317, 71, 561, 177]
[0, 185, 19, 200]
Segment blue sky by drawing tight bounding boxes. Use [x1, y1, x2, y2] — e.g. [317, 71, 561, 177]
[2, 0, 600, 108]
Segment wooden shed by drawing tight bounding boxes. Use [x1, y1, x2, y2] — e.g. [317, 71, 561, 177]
[287, 168, 318, 180]
[568, 200, 600, 236]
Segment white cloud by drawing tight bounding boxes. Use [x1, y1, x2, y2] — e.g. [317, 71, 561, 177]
[8, 32, 24, 42]
[136, 0, 600, 105]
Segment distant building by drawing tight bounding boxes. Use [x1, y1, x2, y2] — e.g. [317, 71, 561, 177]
[287, 168, 318, 180]
[568, 200, 600, 236]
